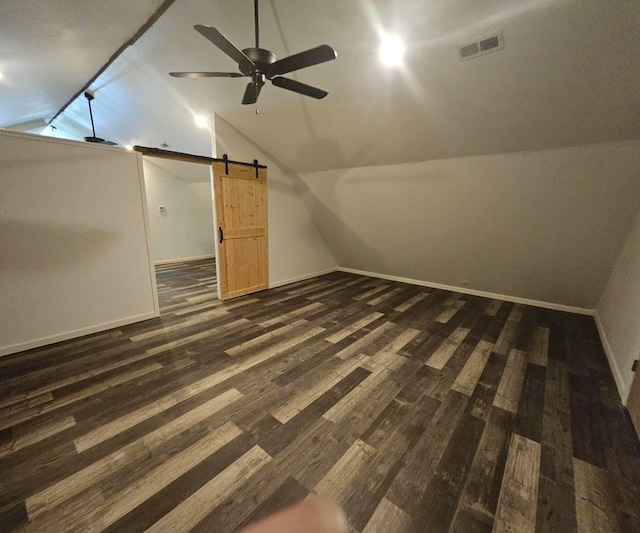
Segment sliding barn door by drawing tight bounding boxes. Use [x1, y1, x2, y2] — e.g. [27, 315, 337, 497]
[213, 161, 268, 300]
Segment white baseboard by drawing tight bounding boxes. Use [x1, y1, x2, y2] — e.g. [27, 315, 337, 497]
[269, 268, 338, 289]
[593, 311, 629, 403]
[154, 254, 215, 265]
[338, 267, 595, 316]
[0, 311, 160, 358]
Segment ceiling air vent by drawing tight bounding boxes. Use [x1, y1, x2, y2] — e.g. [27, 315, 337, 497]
[459, 32, 504, 61]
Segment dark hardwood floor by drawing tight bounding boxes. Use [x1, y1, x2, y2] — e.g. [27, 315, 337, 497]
[1, 259, 639, 532]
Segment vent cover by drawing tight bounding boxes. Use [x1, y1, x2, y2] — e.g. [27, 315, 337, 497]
[459, 32, 504, 61]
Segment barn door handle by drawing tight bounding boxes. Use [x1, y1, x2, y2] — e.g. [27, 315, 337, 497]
[219, 227, 224, 244]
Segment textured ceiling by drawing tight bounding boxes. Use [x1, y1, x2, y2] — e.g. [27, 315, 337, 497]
[3, 0, 640, 172]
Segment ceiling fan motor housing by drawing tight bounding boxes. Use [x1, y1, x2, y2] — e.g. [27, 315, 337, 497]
[241, 48, 276, 76]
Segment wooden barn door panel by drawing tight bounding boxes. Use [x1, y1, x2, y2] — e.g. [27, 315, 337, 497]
[213, 161, 268, 300]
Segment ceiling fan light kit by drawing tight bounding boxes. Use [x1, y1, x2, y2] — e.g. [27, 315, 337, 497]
[170, 0, 337, 104]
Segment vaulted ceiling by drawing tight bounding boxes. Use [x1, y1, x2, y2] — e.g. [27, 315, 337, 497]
[2, 0, 640, 173]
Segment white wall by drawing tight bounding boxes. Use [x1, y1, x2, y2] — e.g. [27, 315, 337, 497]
[301, 140, 640, 311]
[596, 208, 640, 403]
[0, 130, 158, 356]
[142, 159, 215, 264]
[214, 116, 337, 287]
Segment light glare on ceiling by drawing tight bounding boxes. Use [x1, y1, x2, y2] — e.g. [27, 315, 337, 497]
[194, 114, 209, 128]
[125, 144, 133, 151]
[379, 33, 405, 67]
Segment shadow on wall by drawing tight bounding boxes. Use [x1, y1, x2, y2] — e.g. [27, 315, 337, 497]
[0, 219, 116, 270]
[215, 116, 388, 271]
[293, 135, 373, 175]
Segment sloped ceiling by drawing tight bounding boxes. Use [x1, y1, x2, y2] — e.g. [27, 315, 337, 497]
[0, 0, 169, 130]
[2, 0, 640, 172]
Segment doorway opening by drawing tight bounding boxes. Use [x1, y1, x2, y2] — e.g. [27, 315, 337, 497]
[142, 155, 217, 306]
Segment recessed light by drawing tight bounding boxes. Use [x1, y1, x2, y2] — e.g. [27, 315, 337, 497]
[125, 144, 133, 151]
[379, 33, 405, 67]
[194, 115, 209, 128]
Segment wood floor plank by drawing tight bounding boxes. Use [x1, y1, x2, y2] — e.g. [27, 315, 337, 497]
[224, 319, 308, 356]
[325, 312, 384, 344]
[144, 318, 249, 356]
[305, 277, 367, 301]
[25, 389, 242, 519]
[24, 422, 242, 532]
[274, 418, 355, 490]
[367, 287, 404, 306]
[259, 367, 370, 458]
[314, 439, 377, 500]
[451, 407, 515, 532]
[536, 361, 577, 533]
[493, 433, 541, 533]
[385, 390, 468, 517]
[452, 340, 494, 396]
[494, 307, 524, 355]
[74, 371, 239, 452]
[425, 327, 471, 370]
[189, 460, 291, 533]
[484, 299, 503, 317]
[436, 299, 466, 324]
[362, 497, 415, 533]
[0, 393, 53, 414]
[418, 413, 486, 529]
[0, 355, 162, 411]
[493, 349, 528, 413]
[361, 327, 420, 372]
[573, 457, 620, 533]
[393, 292, 428, 313]
[0, 416, 76, 458]
[354, 285, 390, 302]
[258, 301, 323, 327]
[529, 326, 549, 366]
[333, 321, 396, 360]
[323, 368, 402, 433]
[271, 356, 364, 423]
[144, 445, 271, 533]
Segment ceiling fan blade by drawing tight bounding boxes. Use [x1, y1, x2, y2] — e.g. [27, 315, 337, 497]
[194, 24, 255, 71]
[267, 45, 337, 77]
[242, 81, 263, 105]
[170, 71, 244, 78]
[271, 77, 329, 99]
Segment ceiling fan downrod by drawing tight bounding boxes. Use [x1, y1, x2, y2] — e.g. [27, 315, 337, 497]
[85, 92, 98, 139]
[254, 0, 259, 49]
[84, 91, 106, 143]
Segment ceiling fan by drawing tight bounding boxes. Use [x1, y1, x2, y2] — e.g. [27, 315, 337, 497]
[170, 0, 337, 105]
